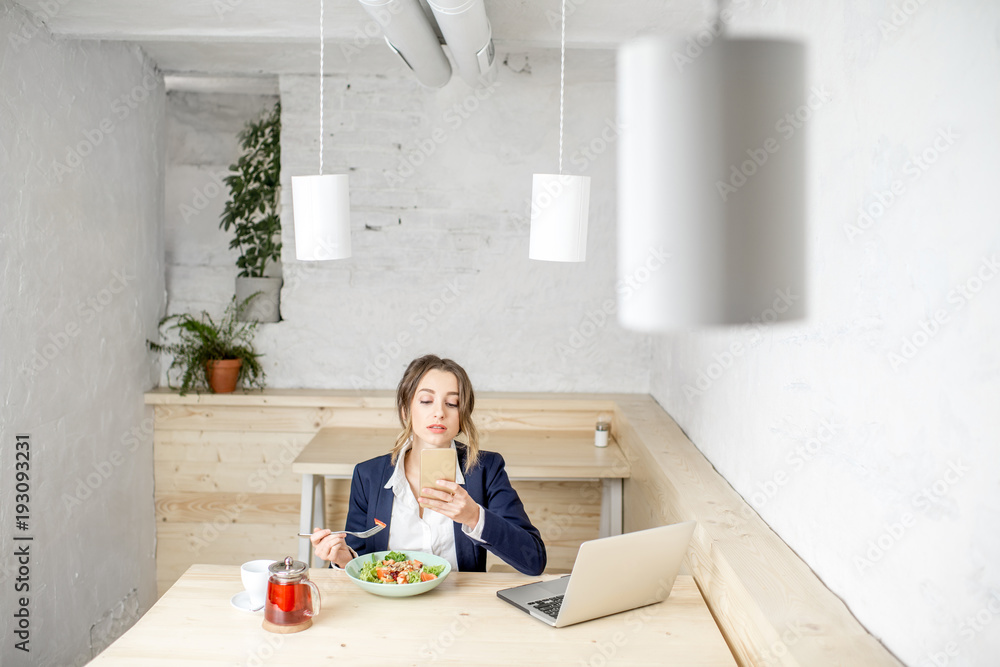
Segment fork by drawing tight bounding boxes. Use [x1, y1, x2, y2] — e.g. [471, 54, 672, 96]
[298, 518, 385, 540]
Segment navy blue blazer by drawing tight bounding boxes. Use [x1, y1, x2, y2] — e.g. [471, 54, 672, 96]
[343, 444, 546, 575]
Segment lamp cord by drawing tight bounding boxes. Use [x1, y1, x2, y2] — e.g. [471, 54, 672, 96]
[558, 0, 565, 174]
[319, 0, 324, 175]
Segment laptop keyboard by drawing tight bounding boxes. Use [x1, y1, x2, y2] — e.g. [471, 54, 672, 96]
[528, 595, 564, 619]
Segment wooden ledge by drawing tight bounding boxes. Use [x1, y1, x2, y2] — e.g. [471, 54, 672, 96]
[144, 388, 628, 433]
[144, 387, 395, 407]
[144, 387, 627, 411]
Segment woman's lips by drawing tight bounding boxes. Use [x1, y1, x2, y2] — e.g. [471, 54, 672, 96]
[428, 424, 446, 432]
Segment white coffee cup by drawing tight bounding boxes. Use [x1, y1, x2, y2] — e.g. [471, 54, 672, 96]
[241, 559, 276, 610]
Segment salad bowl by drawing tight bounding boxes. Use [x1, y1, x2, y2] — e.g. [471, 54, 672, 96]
[344, 550, 451, 598]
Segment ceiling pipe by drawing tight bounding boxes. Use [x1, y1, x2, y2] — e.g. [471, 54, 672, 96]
[357, 0, 452, 88]
[426, 0, 497, 88]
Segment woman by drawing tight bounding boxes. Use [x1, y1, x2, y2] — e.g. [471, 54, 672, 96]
[309, 354, 546, 575]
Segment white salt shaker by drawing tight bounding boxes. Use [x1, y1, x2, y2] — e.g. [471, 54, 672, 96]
[594, 418, 610, 447]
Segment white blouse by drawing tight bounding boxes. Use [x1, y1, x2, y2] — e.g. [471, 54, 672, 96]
[384, 440, 486, 572]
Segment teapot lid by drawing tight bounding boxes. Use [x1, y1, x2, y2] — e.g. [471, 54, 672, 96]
[268, 556, 308, 579]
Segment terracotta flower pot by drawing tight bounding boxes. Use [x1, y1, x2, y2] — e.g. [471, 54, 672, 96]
[206, 359, 243, 393]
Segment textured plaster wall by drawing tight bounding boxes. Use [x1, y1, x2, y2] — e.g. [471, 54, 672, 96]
[649, 2, 1000, 665]
[163, 51, 651, 393]
[0, 2, 165, 665]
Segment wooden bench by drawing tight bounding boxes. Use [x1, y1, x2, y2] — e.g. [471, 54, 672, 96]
[612, 395, 900, 666]
[145, 389, 900, 666]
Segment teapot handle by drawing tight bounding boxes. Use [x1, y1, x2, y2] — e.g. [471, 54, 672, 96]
[303, 578, 321, 618]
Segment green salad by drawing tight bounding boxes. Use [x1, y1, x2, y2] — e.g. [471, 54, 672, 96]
[358, 552, 447, 585]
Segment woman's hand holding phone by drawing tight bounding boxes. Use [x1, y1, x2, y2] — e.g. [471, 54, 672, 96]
[419, 480, 481, 529]
[418, 448, 479, 528]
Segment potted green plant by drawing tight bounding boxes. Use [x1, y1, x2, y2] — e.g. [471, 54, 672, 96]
[147, 295, 266, 395]
[221, 100, 282, 322]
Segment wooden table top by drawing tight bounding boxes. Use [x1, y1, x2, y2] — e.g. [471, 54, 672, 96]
[90, 565, 736, 666]
[291, 428, 631, 480]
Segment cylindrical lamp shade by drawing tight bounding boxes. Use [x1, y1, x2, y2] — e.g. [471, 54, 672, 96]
[617, 37, 806, 330]
[529, 173, 591, 262]
[291, 174, 351, 261]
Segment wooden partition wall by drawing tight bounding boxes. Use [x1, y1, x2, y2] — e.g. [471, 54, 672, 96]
[146, 389, 613, 596]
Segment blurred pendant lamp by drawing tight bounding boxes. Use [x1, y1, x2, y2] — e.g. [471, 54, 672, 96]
[292, 0, 351, 261]
[616, 3, 806, 329]
[528, 0, 590, 262]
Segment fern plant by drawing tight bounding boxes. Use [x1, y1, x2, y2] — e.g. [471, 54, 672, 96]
[220, 101, 281, 278]
[147, 295, 266, 395]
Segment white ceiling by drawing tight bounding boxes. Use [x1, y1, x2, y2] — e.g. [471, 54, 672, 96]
[16, 0, 709, 80]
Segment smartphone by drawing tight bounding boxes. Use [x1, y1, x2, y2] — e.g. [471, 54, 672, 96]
[419, 448, 457, 503]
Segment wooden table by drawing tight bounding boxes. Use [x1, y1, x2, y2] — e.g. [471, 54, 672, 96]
[292, 428, 631, 566]
[90, 565, 737, 666]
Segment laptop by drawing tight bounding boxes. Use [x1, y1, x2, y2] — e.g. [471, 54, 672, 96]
[497, 521, 696, 628]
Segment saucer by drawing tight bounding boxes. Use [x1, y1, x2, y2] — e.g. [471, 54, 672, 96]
[231, 591, 264, 613]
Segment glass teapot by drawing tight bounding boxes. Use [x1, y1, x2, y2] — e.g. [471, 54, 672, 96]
[263, 556, 321, 633]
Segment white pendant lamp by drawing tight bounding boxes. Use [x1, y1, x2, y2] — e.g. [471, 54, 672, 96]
[292, 0, 351, 261]
[292, 173, 350, 260]
[616, 35, 806, 329]
[528, 0, 590, 262]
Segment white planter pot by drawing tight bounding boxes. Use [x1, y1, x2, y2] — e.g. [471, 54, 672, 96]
[235, 276, 282, 323]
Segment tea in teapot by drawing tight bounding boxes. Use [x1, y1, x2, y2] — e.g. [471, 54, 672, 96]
[262, 556, 321, 633]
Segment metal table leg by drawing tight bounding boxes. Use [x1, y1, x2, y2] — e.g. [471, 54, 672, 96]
[298, 473, 326, 566]
[599, 478, 624, 538]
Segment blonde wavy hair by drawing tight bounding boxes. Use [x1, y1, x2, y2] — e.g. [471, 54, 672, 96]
[391, 355, 480, 473]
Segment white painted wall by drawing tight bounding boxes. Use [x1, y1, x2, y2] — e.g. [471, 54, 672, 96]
[0, 3, 165, 665]
[163, 50, 651, 394]
[649, 2, 1000, 665]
